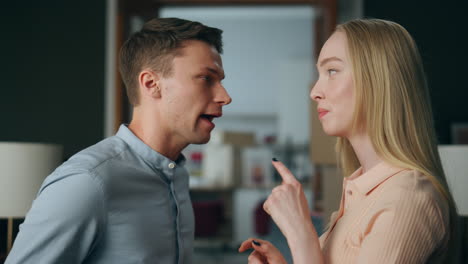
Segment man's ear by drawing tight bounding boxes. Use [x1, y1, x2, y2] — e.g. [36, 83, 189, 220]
[138, 69, 161, 99]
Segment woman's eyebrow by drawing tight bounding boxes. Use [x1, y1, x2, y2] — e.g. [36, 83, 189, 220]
[317, 56, 343, 67]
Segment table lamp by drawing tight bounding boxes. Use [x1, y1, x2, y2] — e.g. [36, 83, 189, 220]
[0, 142, 62, 253]
[438, 145, 468, 216]
[438, 145, 468, 263]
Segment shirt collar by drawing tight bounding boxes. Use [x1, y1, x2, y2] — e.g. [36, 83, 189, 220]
[346, 161, 406, 195]
[115, 124, 186, 177]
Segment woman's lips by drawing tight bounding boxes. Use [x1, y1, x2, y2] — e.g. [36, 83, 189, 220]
[317, 108, 329, 119]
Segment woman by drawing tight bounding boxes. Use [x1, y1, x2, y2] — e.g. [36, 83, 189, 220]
[239, 19, 457, 263]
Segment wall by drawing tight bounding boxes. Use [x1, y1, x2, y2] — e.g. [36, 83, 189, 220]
[0, 1, 106, 159]
[160, 6, 316, 145]
[364, 0, 468, 144]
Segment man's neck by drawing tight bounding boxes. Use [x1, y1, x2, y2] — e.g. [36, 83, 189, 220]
[128, 120, 186, 161]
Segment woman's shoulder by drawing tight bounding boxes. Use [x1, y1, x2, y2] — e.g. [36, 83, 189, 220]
[384, 169, 441, 195]
[378, 168, 449, 219]
[364, 168, 450, 261]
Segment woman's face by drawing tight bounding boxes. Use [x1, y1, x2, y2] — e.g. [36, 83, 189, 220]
[310, 31, 356, 138]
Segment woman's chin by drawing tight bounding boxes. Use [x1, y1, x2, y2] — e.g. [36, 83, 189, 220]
[322, 127, 344, 138]
[321, 126, 336, 137]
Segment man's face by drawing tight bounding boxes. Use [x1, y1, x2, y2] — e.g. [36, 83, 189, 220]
[157, 40, 232, 146]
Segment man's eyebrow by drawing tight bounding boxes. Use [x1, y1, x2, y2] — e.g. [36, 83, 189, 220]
[206, 67, 225, 80]
[318, 56, 343, 67]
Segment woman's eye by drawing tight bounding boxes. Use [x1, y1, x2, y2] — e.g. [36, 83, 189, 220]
[327, 69, 337, 76]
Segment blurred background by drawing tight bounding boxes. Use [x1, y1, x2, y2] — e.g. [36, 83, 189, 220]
[0, 0, 467, 263]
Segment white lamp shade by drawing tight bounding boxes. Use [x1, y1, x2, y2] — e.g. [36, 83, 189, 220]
[0, 142, 62, 217]
[438, 145, 468, 216]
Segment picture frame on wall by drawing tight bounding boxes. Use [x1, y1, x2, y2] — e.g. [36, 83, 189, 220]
[242, 147, 274, 187]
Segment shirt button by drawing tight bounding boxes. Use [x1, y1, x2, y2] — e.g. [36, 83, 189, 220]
[347, 190, 353, 195]
[168, 163, 175, 169]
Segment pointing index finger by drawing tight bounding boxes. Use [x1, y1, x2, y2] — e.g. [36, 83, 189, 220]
[272, 158, 297, 184]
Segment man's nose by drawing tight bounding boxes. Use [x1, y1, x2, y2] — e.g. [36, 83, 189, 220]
[216, 85, 232, 106]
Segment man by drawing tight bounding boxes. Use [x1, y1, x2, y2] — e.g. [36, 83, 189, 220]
[6, 17, 231, 264]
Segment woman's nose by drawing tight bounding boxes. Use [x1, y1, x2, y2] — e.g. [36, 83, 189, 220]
[310, 81, 324, 101]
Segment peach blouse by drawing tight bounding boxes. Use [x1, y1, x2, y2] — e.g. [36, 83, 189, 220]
[319, 162, 449, 263]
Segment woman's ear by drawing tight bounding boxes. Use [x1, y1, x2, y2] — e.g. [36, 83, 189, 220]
[138, 69, 161, 99]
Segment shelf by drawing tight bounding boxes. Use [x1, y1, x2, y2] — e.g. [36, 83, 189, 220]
[189, 186, 235, 192]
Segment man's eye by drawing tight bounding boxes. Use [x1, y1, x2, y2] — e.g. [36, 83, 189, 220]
[201, 76, 211, 81]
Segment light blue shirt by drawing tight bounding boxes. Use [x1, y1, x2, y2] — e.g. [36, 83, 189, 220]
[6, 125, 194, 264]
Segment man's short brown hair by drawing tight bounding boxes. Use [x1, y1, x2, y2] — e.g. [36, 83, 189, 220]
[119, 17, 223, 106]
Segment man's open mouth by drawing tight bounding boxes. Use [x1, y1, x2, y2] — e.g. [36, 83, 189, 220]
[200, 114, 215, 122]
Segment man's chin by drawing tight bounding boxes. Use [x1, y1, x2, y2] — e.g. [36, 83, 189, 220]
[191, 135, 211, 145]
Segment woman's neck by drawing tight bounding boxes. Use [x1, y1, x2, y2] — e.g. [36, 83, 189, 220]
[348, 132, 382, 173]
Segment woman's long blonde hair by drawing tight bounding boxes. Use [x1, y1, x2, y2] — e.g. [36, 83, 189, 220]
[335, 19, 457, 258]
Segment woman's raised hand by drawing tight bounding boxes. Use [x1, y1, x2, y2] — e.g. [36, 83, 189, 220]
[260, 159, 324, 264]
[263, 159, 313, 240]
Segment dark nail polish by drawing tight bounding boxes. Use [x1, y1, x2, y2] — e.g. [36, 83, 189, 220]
[272, 158, 278, 162]
[252, 240, 261, 246]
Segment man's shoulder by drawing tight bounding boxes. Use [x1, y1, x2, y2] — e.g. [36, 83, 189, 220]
[63, 135, 129, 173]
[42, 136, 130, 189]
